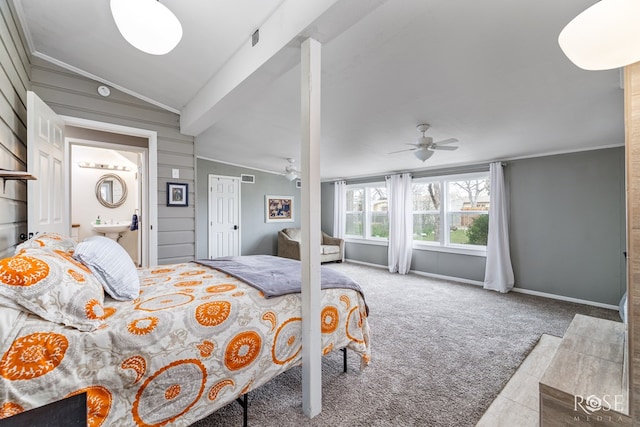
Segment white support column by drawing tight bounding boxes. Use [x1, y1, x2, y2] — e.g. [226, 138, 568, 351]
[300, 37, 322, 418]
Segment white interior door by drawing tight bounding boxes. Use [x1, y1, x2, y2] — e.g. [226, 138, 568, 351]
[27, 91, 68, 236]
[208, 175, 240, 258]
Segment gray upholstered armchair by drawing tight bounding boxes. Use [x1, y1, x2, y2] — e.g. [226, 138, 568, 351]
[277, 228, 344, 263]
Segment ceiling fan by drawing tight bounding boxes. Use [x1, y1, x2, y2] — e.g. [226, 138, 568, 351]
[283, 158, 300, 181]
[389, 124, 459, 161]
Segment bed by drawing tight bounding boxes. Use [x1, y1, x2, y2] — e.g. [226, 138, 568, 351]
[0, 233, 370, 426]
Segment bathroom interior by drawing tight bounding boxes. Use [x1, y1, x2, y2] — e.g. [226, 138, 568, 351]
[70, 144, 141, 265]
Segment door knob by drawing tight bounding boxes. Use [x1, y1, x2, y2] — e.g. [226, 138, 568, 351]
[233, 225, 238, 230]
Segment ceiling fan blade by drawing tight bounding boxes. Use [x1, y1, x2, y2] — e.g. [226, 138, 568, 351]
[432, 145, 458, 151]
[388, 148, 418, 154]
[434, 138, 458, 145]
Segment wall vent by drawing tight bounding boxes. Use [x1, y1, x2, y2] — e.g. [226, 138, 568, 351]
[241, 174, 255, 184]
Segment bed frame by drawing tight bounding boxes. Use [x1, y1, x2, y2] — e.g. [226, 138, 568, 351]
[233, 348, 349, 427]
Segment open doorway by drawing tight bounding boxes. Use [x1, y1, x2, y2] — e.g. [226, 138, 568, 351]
[69, 143, 144, 265]
[26, 91, 158, 266]
[62, 117, 158, 267]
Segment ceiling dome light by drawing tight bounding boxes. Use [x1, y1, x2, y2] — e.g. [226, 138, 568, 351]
[110, 0, 183, 55]
[414, 147, 434, 162]
[558, 0, 640, 70]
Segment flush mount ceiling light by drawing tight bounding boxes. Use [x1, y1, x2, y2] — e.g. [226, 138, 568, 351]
[283, 158, 300, 181]
[110, 0, 183, 55]
[558, 0, 640, 70]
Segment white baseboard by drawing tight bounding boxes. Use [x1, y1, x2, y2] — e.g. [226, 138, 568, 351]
[510, 287, 619, 311]
[410, 269, 485, 287]
[345, 258, 620, 311]
[344, 259, 387, 270]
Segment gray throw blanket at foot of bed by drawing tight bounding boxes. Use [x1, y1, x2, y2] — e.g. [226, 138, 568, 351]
[195, 255, 368, 313]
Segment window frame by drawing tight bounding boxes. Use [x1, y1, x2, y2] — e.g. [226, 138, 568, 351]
[412, 171, 489, 255]
[342, 172, 489, 256]
[344, 182, 388, 242]
[411, 179, 442, 244]
[344, 187, 364, 239]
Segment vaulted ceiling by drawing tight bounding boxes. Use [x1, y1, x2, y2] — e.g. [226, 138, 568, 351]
[14, 0, 623, 180]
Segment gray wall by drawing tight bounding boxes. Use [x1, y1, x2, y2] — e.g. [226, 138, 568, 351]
[320, 181, 334, 234]
[196, 158, 300, 259]
[29, 58, 196, 264]
[0, 0, 30, 258]
[321, 147, 626, 305]
[508, 148, 625, 306]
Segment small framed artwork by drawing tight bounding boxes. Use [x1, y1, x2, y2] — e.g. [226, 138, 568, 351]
[167, 182, 188, 207]
[265, 195, 294, 222]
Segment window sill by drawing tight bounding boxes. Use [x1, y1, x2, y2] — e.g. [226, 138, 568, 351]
[344, 238, 388, 247]
[344, 238, 487, 257]
[413, 243, 487, 257]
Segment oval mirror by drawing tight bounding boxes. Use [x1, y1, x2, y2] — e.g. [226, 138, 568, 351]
[95, 173, 128, 208]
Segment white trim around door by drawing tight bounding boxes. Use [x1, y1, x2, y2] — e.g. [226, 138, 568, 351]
[208, 175, 241, 258]
[60, 115, 158, 266]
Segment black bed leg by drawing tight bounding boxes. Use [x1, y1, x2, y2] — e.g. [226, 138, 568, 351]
[342, 347, 347, 373]
[242, 393, 247, 427]
[235, 393, 248, 427]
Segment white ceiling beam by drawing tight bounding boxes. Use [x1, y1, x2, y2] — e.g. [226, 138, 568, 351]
[180, 0, 386, 136]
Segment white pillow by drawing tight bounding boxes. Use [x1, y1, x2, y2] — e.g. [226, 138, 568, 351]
[73, 236, 140, 301]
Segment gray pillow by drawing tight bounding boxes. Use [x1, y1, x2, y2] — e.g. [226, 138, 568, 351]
[74, 236, 140, 301]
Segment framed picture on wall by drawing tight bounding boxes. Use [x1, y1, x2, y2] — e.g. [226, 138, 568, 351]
[265, 195, 294, 222]
[167, 182, 188, 206]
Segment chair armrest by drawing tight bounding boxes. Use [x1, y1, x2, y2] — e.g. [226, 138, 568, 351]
[322, 232, 343, 247]
[278, 230, 301, 260]
[321, 232, 344, 262]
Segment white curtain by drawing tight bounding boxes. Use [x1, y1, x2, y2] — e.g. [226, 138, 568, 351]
[387, 173, 413, 274]
[484, 162, 515, 293]
[333, 180, 346, 239]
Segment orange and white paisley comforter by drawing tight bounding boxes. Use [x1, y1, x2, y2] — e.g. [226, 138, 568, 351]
[0, 262, 371, 426]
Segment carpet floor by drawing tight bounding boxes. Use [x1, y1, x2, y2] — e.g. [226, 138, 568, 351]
[191, 262, 620, 427]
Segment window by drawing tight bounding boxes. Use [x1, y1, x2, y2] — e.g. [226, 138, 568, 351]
[412, 181, 441, 242]
[345, 187, 364, 237]
[345, 184, 388, 240]
[343, 173, 488, 250]
[413, 173, 489, 249]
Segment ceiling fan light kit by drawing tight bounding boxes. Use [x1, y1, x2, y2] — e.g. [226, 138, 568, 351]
[284, 158, 300, 181]
[110, 0, 183, 55]
[558, 0, 640, 70]
[414, 147, 434, 162]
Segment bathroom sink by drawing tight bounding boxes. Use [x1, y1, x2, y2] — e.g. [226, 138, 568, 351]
[92, 221, 131, 240]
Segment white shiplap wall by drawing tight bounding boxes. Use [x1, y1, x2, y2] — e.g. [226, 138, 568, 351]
[0, 0, 30, 258]
[29, 58, 196, 264]
[0, 0, 195, 263]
